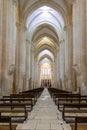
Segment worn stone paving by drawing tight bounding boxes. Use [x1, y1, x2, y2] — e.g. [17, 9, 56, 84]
[16, 88, 71, 130]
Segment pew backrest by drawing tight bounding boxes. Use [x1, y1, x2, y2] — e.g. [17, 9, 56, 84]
[75, 116, 87, 130]
[0, 116, 12, 130]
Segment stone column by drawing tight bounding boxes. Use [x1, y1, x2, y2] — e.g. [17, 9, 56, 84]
[64, 26, 70, 91]
[59, 40, 65, 90]
[68, 23, 73, 92]
[16, 22, 27, 92]
[36, 62, 39, 88]
[64, 23, 73, 91]
[1, 0, 16, 95]
[56, 47, 61, 89]
[12, 0, 18, 94]
[27, 40, 32, 90]
[73, 0, 87, 93]
[51, 63, 54, 87]
[38, 64, 41, 87]
[27, 43, 34, 90]
[34, 60, 38, 88]
[25, 39, 31, 90]
[53, 62, 56, 88]
[15, 22, 20, 93]
[31, 46, 35, 89]
[52, 61, 57, 88]
[12, 0, 20, 94]
[15, 20, 27, 92]
[54, 55, 58, 88]
[0, 0, 3, 94]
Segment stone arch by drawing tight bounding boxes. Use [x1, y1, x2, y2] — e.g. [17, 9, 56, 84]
[36, 44, 56, 58]
[39, 54, 53, 63]
[22, 0, 68, 26]
[32, 24, 59, 44]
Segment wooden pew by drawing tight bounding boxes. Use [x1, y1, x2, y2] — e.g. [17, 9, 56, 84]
[53, 93, 80, 105]
[3, 88, 44, 107]
[1, 98, 33, 111]
[0, 87, 44, 129]
[19, 93, 37, 104]
[62, 103, 87, 123]
[0, 103, 28, 123]
[21, 88, 44, 94]
[75, 116, 87, 130]
[20, 88, 44, 98]
[81, 95, 87, 101]
[48, 88, 71, 97]
[58, 98, 87, 110]
[0, 116, 12, 130]
[10, 93, 36, 105]
[3, 94, 36, 106]
[6, 98, 33, 111]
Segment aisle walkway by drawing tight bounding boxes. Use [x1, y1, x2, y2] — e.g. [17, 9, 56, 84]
[16, 88, 71, 130]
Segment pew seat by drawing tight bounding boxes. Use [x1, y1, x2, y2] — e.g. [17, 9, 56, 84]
[57, 98, 87, 110]
[0, 98, 34, 111]
[0, 116, 12, 130]
[0, 103, 28, 123]
[62, 103, 87, 123]
[75, 116, 87, 130]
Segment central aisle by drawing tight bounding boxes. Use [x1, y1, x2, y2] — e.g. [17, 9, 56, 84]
[16, 88, 71, 130]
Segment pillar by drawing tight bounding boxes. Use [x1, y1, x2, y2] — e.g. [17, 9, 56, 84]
[73, 0, 87, 93]
[0, 0, 3, 94]
[1, 0, 16, 95]
[25, 39, 30, 90]
[64, 23, 73, 91]
[18, 23, 27, 92]
[59, 40, 65, 90]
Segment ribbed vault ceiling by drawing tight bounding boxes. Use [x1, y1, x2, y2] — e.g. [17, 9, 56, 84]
[38, 49, 54, 62]
[26, 6, 64, 41]
[19, 0, 72, 65]
[25, 5, 64, 64]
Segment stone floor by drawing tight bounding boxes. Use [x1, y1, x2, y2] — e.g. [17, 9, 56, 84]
[16, 88, 71, 130]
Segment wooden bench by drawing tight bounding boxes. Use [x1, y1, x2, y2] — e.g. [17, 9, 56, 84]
[62, 103, 87, 123]
[75, 116, 87, 130]
[19, 93, 37, 104]
[58, 98, 87, 110]
[3, 94, 36, 106]
[20, 88, 44, 98]
[53, 93, 80, 105]
[0, 116, 12, 130]
[10, 93, 36, 105]
[48, 88, 71, 97]
[0, 103, 28, 123]
[2, 98, 33, 111]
